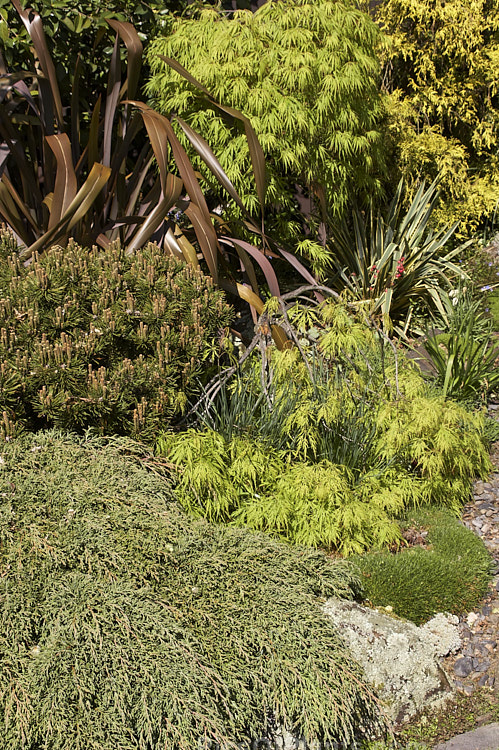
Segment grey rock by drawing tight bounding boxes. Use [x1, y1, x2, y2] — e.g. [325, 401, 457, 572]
[454, 657, 474, 677]
[322, 600, 459, 724]
[433, 722, 499, 750]
[475, 660, 491, 672]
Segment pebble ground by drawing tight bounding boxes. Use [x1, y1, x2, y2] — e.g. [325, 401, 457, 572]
[441, 407, 499, 697]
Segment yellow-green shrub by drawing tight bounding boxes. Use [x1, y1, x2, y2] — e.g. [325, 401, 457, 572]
[374, 0, 499, 233]
[377, 396, 492, 512]
[158, 381, 490, 555]
[146, 0, 385, 254]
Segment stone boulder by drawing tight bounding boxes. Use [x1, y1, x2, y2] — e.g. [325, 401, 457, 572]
[322, 599, 461, 725]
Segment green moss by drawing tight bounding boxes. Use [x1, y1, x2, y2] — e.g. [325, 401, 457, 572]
[353, 508, 493, 625]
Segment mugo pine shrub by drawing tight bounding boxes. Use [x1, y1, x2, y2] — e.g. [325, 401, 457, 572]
[0, 430, 386, 749]
[0, 237, 232, 439]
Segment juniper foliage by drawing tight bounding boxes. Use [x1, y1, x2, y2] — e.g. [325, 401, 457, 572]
[0, 431, 385, 749]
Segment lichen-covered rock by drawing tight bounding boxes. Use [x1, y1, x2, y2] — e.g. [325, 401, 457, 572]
[322, 599, 461, 724]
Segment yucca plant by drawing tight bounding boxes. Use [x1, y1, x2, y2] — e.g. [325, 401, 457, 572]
[328, 179, 469, 334]
[423, 289, 499, 401]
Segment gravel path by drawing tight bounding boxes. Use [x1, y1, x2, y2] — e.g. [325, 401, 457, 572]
[440, 415, 499, 697]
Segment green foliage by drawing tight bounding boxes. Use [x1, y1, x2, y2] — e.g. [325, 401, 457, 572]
[423, 288, 499, 401]
[375, 0, 499, 233]
[195, 348, 380, 473]
[328, 179, 466, 334]
[146, 0, 385, 250]
[354, 508, 493, 625]
[0, 239, 232, 439]
[377, 395, 491, 512]
[0, 0, 181, 95]
[460, 242, 499, 328]
[158, 304, 491, 554]
[158, 427, 408, 555]
[159, 385, 491, 554]
[0, 430, 385, 749]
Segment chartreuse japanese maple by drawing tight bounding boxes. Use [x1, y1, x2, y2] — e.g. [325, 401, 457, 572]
[146, 0, 385, 256]
[158, 299, 491, 555]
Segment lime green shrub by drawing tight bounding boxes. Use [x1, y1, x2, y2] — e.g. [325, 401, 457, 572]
[159, 428, 411, 554]
[146, 0, 385, 252]
[158, 308, 491, 554]
[374, 0, 499, 233]
[354, 509, 493, 625]
[0, 430, 385, 749]
[0, 239, 232, 439]
[377, 395, 492, 512]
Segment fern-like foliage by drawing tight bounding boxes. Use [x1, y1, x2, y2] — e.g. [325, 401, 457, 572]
[158, 297, 491, 555]
[145, 0, 385, 253]
[377, 395, 492, 512]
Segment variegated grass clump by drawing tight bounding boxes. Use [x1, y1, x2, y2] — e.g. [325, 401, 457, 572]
[0, 430, 386, 749]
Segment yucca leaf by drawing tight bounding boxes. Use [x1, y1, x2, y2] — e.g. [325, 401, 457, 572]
[0, 180, 31, 244]
[0, 173, 38, 234]
[184, 202, 219, 283]
[70, 55, 81, 165]
[19, 163, 112, 260]
[103, 34, 121, 168]
[86, 95, 102, 173]
[128, 103, 219, 276]
[278, 247, 324, 302]
[158, 54, 267, 213]
[165, 226, 199, 266]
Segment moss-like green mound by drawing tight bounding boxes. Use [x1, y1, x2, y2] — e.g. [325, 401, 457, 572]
[0, 431, 385, 749]
[353, 509, 493, 625]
